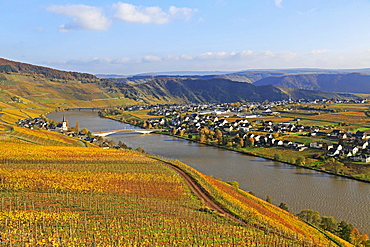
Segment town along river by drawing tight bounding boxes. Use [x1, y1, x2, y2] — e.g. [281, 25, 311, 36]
[48, 110, 370, 234]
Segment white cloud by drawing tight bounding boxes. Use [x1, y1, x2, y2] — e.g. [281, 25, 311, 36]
[297, 8, 316, 16]
[274, 0, 283, 8]
[142, 55, 162, 62]
[45, 49, 369, 75]
[169, 6, 197, 21]
[310, 49, 330, 55]
[113, 2, 197, 24]
[46, 4, 111, 32]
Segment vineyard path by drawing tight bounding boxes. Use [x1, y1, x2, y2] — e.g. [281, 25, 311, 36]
[160, 160, 248, 227]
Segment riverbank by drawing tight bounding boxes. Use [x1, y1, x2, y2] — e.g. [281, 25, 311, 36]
[167, 133, 370, 184]
[101, 114, 370, 184]
[48, 110, 370, 235]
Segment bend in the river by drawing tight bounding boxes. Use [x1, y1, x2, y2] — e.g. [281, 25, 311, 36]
[48, 110, 370, 234]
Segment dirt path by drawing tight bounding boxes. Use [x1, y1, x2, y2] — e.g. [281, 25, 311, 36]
[161, 161, 248, 226]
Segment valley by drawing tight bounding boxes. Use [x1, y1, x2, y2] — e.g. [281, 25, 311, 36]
[0, 58, 369, 245]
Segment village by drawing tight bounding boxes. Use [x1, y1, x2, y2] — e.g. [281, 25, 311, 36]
[17, 116, 125, 149]
[119, 100, 370, 164]
[18, 98, 370, 165]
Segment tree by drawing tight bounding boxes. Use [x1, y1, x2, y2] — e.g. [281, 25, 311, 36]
[135, 147, 145, 153]
[107, 140, 116, 146]
[297, 209, 321, 227]
[320, 216, 338, 234]
[278, 202, 289, 212]
[215, 129, 223, 144]
[338, 139, 345, 146]
[75, 120, 80, 133]
[199, 128, 211, 143]
[350, 228, 364, 246]
[179, 129, 186, 136]
[274, 153, 282, 161]
[296, 156, 305, 166]
[239, 138, 245, 148]
[226, 181, 239, 189]
[337, 221, 353, 242]
[118, 141, 128, 149]
[334, 161, 344, 174]
[266, 196, 272, 204]
[80, 128, 89, 135]
[245, 137, 255, 147]
[95, 136, 103, 142]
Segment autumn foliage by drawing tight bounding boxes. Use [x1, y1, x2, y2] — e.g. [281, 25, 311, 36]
[0, 136, 348, 246]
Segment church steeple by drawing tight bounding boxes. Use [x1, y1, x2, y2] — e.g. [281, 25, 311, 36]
[61, 115, 68, 132]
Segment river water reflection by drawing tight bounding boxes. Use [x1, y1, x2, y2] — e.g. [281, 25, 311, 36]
[48, 110, 370, 234]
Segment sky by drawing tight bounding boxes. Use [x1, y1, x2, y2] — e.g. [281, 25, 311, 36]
[2, 0, 370, 75]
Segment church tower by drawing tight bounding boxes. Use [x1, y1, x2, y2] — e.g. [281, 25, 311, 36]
[61, 115, 68, 132]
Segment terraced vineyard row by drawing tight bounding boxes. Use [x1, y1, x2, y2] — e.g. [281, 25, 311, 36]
[0, 137, 348, 246]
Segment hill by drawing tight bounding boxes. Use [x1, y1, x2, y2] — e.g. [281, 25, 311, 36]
[0, 72, 136, 109]
[253, 73, 370, 94]
[115, 77, 362, 104]
[0, 58, 367, 105]
[0, 122, 351, 246]
[0, 58, 96, 80]
[104, 68, 370, 84]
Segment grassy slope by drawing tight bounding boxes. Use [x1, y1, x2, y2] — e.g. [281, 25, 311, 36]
[0, 73, 136, 109]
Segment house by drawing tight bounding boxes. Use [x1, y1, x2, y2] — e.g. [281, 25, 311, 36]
[332, 144, 343, 151]
[237, 123, 251, 131]
[259, 136, 268, 145]
[327, 144, 343, 157]
[351, 154, 370, 163]
[311, 126, 320, 132]
[343, 146, 359, 155]
[223, 124, 233, 132]
[330, 129, 342, 137]
[327, 148, 341, 157]
[274, 140, 284, 146]
[355, 140, 368, 150]
[310, 141, 324, 149]
[296, 146, 308, 151]
[341, 149, 353, 157]
[266, 137, 275, 146]
[293, 142, 305, 148]
[356, 131, 367, 140]
[322, 142, 334, 150]
[283, 140, 293, 148]
[55, 115, 68, 132]
[244, 133, 255, 139]
[338, 133, 348, 139]
[254, 135, 261, 143]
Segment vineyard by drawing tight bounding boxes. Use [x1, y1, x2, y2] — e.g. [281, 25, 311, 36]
[0, 136, 349, 246]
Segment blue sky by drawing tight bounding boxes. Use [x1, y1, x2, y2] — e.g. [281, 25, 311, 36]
[2, 0, 370, 75]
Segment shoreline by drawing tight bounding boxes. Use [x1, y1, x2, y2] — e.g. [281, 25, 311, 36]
[166, 132, 370, 184]
[102, 114, 370, 184]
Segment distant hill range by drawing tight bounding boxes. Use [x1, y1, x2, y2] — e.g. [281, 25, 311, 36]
[253, 72, 370, 94]
[102, 68, 370, 88]
[1, 57, 369, 104]
[113, 77, 359, 104]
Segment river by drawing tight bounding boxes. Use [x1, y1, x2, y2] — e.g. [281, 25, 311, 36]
[48, 110, 370, 234]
